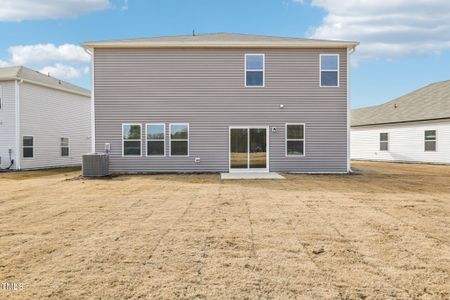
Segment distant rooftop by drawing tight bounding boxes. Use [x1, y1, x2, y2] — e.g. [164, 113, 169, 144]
[351, 80, 450, 127]
[82, 32, 358, 50]
[0, 66, 90, 97]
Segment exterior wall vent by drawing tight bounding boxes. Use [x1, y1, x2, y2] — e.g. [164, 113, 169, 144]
[82, 153, 110, 177]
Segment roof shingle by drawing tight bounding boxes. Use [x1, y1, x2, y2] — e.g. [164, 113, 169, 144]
[351, 80, 450, 127]
[0, 66, 90, 96]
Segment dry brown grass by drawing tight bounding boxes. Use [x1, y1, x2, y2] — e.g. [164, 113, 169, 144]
[1, 161, 449, 299]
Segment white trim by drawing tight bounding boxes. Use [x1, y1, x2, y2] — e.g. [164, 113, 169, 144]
[145, 123, 166, 157]
[228, 126, 270, 173]
[61, 137, 70, 157]
[424, 129, 437, 152]
[169, 123, 189, 157]
[22, 135, 34, 159]
[0, 85, 3, 110]
[285, 123, 305, 157]
[346, 48, 350, 172]
[14, 80, 21, 169]
[245, 53, 265, 88]
[122, 123, 142, 157]
[90, 48, 95, 153]
[8, 77, 89, 97]
[82, 40, 359, 50]
[379, 132, 389, 151]
[319, 54, 339, 87]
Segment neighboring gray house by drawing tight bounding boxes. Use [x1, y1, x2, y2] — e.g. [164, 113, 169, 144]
[0, 66, 91, 170]
[82, 33, 358, 173]
[351, 80, 450, 164]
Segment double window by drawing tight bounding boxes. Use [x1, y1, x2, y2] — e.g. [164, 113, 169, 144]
[23, 136, 34, 158]
[245, 54, 264, 87]
[320, 54, 339, 87]
[170, 123, 189, 156]
[61, 138, 69, 156]
[286, 124, 305, 156]
[122, 124, 142, 156]
[146, 124, 165, 156]
[424, 130, 436, 152]
[379, 133, 389, 151]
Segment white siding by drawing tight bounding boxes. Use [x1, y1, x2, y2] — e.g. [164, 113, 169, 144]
[0, 81, 17, 169]
[351, 120, 450, 164]
[19, 82, 91, 169]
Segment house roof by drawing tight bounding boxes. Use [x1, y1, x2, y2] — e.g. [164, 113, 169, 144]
[0, 66, 90, 97]
[351, 80, 450, 127]
[82, 33, 359, 50]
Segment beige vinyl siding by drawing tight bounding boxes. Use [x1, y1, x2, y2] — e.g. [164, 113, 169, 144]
[94, 48, 348, 173]
[0, 81, 17, 169]
[19, 82, 91, 170]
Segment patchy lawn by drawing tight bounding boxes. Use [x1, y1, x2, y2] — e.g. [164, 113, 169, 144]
[0, 161, 449, 299]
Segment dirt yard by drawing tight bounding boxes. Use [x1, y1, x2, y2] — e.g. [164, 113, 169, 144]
[1, 161, 449, 299]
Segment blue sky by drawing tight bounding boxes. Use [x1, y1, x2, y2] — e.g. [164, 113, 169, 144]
[0, 0, 449, 108]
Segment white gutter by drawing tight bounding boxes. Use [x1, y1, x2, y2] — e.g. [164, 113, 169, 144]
[14, 77, 90, 97]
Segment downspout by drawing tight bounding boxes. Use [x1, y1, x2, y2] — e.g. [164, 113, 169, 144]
[14, 79, 23, 170]
[85, 47, 95, 153]
[347, 46, 356, 173]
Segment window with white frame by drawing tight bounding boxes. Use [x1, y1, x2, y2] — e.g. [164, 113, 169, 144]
[379, 133, 389, 151]
[245, 54, 264, 87]
[122, 124, 141, 156]
[424, 130, 436, 152]
[146, 123, 165, 156]
[286, 124, 305, 156]
[23, 136, 34, 158]
[170, 123, 189, 156]
[320, 54, 339, 87]
[61, 137, 69, 156]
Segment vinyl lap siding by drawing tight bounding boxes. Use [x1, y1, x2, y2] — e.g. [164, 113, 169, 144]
[351, 120, 450, 164]
[0, 81, 17, 169]
[94, 48, 348, 173]
[19, 82, 91, 169]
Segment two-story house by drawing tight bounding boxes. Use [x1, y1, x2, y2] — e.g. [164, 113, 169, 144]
[0, 66, 91, 170]
[82, 33, 358, 174]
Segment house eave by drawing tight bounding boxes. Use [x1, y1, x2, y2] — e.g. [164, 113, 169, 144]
[81, 41, 359, 51]
[351, 117, 450, 128]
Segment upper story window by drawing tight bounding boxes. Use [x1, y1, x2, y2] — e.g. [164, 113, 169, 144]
[379, 133, 389, 151]
[245, 54, 265, 87]
[170, 123, 189, 156]
[320, 54, 339, 87]
[146, 123, 165, 156]
[61, 137, 69, 156]
[23, 136, 34, 158]
[122, 124, 142, 156]
[424, 130, 436, 152]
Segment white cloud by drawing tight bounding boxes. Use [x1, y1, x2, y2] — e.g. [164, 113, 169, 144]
[302, 0, 450, 62]
[39, 64, 89, 80]
[9, 44, 90, 65]
[0, 0, 111, 21]
[0, 43, 90, 81]
[0, 59, 10, 67]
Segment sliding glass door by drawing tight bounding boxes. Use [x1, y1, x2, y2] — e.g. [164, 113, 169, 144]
[230, 127, 268, 172]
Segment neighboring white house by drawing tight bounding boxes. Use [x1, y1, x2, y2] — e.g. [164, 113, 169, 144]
[351, 80, 450, 164]
[0, 66, 91, 170]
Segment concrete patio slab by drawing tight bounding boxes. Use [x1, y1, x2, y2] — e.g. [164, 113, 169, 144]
[220, 172, 285, 180]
